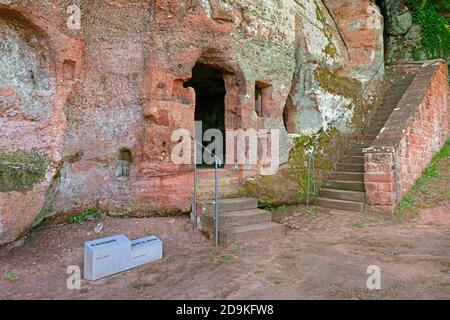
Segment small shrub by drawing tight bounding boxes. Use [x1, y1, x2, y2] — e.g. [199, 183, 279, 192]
[6, 272, 19, 283]
[178, 224, 190, 232]
[219, 255, 232, 262]
[70, 208, 99, 223]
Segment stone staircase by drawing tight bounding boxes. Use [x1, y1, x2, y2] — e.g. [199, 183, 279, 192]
[315, 68, 415, 212]
[197, 197, 285, 246]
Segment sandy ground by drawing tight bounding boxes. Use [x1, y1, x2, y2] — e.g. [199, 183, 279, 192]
[0, 202, 449, 300]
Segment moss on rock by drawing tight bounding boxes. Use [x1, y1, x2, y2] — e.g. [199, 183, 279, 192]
[239, 128, 339, 206]
[314, 66, 362, 101]
[0, 149, 49, 192]
[315, 4, 339, 58]
[238, 168, 302, 206]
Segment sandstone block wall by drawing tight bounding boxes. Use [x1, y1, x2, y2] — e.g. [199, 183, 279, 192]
[364, 60, 449, 213]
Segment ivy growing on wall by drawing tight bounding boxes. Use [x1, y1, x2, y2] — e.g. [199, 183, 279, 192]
[406, 0, 450, 61]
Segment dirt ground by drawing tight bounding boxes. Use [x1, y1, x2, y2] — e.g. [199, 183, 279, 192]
[0, 202, 449, 300]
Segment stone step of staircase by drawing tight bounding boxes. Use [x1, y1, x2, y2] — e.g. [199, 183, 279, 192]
[341, 156, 365, 164]
[345, 148, 364, 156]
[335, 163, 365, 172]
[372, 114, 390, 121]
[314, 197, 364, 212]
[371, 111, 392, 121]
[364, 128, 385, 135]
[218, 222, 285, 246]
[323, 180, 365, 192]
[353, 135, 377, 140]
[198, 197, 258, 215]
[328, 171, 364, 182]
[196, 197, 285, 246]
[320, 188, 366, 202]
[370, 122, 387, 129]
[200, 208, 272, 229]
[349, 140, 372, 148]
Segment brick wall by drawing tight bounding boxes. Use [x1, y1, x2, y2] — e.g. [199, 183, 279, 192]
[364, 60, 449, 214]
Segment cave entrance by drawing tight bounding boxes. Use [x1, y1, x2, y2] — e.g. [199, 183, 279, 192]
[185, 63, 226, 167]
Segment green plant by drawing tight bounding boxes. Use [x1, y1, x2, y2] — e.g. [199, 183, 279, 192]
[219, 254, 232, 262]
[352, 222, 365, 228]
[162, 256, 172, 264]
[132, 283, 150, 295]
[406, 0, 450, 62]
[394, 195, 419, 223]
[70, 208, 99, 223]
[268, 277, 284, 285]
[233, 244, 241, 255]
[394, 139, 450, 219]
[254, 269, 264, 275]
[178, 224, 190, 232]
[410, 140, 449, 196]
[6, 272, 19, 283]
[289, 128, 338, 203]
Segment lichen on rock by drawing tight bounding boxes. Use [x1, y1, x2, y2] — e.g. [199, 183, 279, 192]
[0, 149, 49, 192]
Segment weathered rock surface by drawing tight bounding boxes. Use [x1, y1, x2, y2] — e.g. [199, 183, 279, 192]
[0, 0, 385, 245]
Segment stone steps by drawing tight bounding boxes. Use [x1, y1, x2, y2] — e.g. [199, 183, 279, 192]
[345, 148, 364, 156]
[320, 188, 366, 202]
[328, 171, 364, 182]
[199, 197, 258, 215]
[355, 134, 377, 140]
[349, 140, 373, 148]
[340, 156, 365, 164]
[197, 197, 284, 246]
[219, 222, 285, 246]
[201, 208, 272, 228]
[335, 163, 365, 172]
[314, 70, 415, 213]
[323, 180, 365, 192]
[314, 197, 364, 212]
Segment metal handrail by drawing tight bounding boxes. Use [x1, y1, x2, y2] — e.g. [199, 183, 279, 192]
[306, 146, 316, 207]
[190, 136, 222, 246]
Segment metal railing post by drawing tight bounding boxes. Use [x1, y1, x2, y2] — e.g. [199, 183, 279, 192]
[307, 155, 311, 206]
[312, 147, 316, 195]
[214, 159, 219, 247]
[190, 137, 221, 246]
[193, 141, 197, 230]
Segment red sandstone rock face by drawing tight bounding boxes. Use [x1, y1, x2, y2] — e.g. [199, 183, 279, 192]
[0, 0, 387, 245]
[0, 2, 83, 244]
[323, 0, 384, 81]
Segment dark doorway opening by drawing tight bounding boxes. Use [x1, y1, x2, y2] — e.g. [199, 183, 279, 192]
[185, 63, 226, 167]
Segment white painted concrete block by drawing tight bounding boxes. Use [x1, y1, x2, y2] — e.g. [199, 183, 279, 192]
[84, 234, 132, 281]
[84, 234, 163, 281]
[130, 236, 163, 267]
